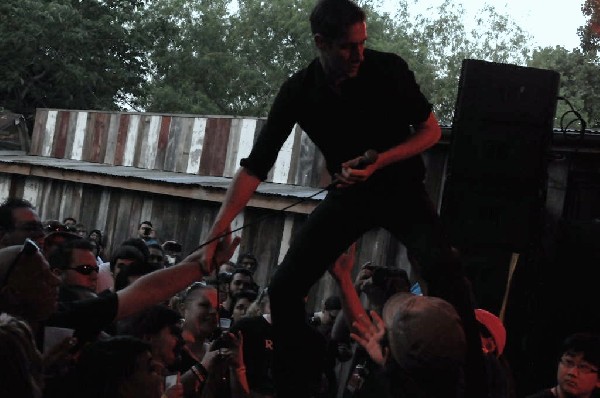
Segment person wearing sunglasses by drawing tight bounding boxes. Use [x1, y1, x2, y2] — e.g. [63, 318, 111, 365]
[48, 239, 100, 301]
[0, 228, 241, 396]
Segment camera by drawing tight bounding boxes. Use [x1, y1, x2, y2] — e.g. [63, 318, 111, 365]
[211, 329, 234, 350]
[142, 226, 152, 236]
[217, 271, 233, 283]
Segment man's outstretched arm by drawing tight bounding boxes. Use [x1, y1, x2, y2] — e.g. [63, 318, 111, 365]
[115, 229, 240, 320]
[204, 167, 262, 268]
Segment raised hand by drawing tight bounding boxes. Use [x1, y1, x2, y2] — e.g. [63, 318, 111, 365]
[350, 310, 388, 367]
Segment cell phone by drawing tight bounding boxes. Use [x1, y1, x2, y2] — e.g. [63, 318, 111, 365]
[219, 318, 232, 331]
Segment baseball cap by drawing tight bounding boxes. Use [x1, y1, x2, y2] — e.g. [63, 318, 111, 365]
[382, 292, 466, 372]
[475, 308, 506, 356]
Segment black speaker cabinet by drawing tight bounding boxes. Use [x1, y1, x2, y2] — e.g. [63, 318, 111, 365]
[441, 59, 560, 251]
[447, 59, 560, 182]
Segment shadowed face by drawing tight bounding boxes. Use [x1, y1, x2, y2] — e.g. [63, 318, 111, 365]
[3, 246, 60, 322]
[0, 207, 44, 249]
[183, 288, 218, 338]
[316, 21, 367, 85]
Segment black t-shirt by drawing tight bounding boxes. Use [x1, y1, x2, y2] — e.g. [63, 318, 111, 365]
[230, 315, 275, 395]
[241, 48, 432, 184]
[43, 290, 119, 349]
[526, 389, 555, 398]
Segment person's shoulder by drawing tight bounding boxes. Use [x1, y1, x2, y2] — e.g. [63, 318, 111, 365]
[364, 48, 409, 69]
[525, 389, 554, 398]
[284, 57, 321, 87]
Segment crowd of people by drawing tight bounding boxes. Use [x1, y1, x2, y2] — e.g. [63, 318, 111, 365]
[1, 0, 599, 397]
[1, 196, 598, 398]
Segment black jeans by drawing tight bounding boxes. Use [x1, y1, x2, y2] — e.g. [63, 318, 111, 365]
[268, 180, 486, 398]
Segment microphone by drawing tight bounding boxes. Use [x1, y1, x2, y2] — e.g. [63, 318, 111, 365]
[349, 149, 378, 170]
[327, 149, 378, 189]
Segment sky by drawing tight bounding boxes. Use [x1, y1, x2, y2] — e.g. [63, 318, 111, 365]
[382, 0, 587, 49]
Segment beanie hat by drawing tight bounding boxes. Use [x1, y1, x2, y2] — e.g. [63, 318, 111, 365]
[382, 292, 466, 372]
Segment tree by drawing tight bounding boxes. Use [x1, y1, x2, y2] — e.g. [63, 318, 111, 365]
[579, 0, 600, 52]
[529, 46, 600, 129]
[0, 0, 150, 127]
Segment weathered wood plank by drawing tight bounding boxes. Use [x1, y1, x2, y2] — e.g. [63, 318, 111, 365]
[30, 109, 48, 156]
[123, 114, 141, 166]
[103, 113, 120, 165]
[155, 116, 171, 171]
[199, 118, 231, 176]
[114, 114, 130, 166]
[41, 111, 58, 157]
[52, 110, 70, 159]
[70, 111, 88, 161]
[186, 117, 207, 174]
[164, 117, 183, 172]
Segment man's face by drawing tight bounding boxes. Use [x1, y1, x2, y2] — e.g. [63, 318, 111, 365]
[557, 353, 600, 396]
[6, 248, 60, 322]
[0, 207, 44, 249]
[113, 258, 136, 279]
[183, 289, 218, 338]
[316, 21, 367, 84]
[152, 324, 182, 367]
[138, 223, 153, 239]
[232, 297, 252, 323]
[59, 248, 98, 291]
[148, 247, 164, 268]
[229, 273, 253, 297]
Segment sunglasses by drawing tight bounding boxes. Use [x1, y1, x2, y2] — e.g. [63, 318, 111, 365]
[64, 264, 100, 275]
[1, 238, 40, 288]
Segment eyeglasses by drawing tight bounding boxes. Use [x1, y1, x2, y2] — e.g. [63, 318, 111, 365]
[1, 238, 40, 288]
[64, 264, 100, 275]
[560, 356, 599, 374]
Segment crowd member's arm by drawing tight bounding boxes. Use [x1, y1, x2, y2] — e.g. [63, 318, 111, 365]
[334, 112, 441, 187]
[115, 229, 240, 320]
[226, 331, 250, 397]
[204, 168, 261, 270]
[328, 243, 369, 327]
[328, 244, 387, 366]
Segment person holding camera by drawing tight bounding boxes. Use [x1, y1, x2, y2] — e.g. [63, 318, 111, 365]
[137, 220, 160, 245]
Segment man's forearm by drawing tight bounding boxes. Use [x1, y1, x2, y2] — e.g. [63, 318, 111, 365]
[375, 112, 441, 169]
[211, 167, 261, 234]
[115, 260, 202, 320]
[337, 274, 369, 328]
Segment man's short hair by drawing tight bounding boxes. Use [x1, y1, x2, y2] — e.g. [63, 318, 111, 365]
[0, 198, 35, 232]
[561, 332, 600, 368]
[117, 304, 181, 337]
[120, 238, 150, 261]
[109, 245, 145, 273]
[48, 239, 93, 270]
[324, 295, 342, 311]
[310, 0, 366, 40]
[138, 221, 153, 229]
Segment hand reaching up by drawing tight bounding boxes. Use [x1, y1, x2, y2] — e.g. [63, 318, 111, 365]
[350, 310, 388, 367]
